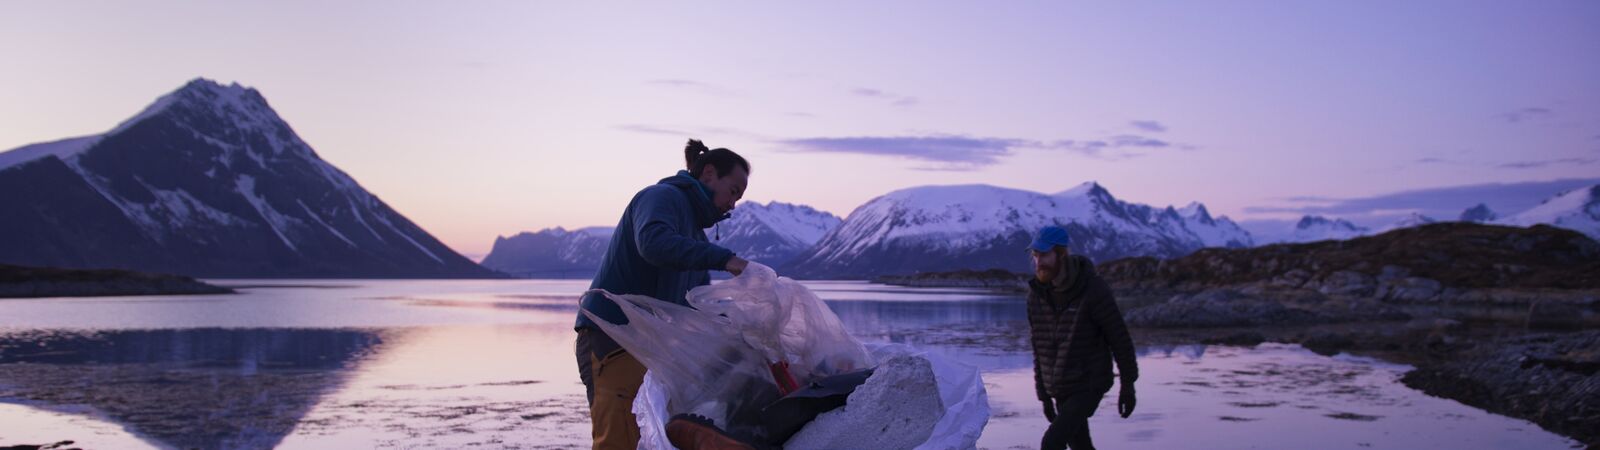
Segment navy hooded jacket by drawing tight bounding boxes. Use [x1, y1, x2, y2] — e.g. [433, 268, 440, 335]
[574, 170, 737, 330]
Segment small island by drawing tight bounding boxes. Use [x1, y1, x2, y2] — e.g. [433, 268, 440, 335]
[873, 268, 1029, 292]
[0, 264, 234, 298]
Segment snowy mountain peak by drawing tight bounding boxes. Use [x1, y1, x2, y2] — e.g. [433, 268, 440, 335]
[1383, 212, 1438, 232]
[1296, 215, 1359, 230]
[1054, 181, 1112, 200]
[1160, 205, 1184, 222]
[1284, 215, 1370, 243]
[724, 201, 842, 247]
[482, 200, 838, 276]
[577, 226, 615, 238]
[1499, 184, 1600, 240]
[1459, 203, 1499, 223]
[501, 225, 613, 241]
[1178, 202, 1214, 223]
[0, 78, 495, 277]
[784, 182, 1253, 278]
[111, 78, 278, 136]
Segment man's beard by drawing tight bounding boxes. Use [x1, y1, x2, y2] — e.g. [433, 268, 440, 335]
[1034, 264, 1057, 283]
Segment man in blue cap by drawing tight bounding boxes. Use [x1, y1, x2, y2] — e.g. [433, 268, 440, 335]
[1025, 225, 1139, 450]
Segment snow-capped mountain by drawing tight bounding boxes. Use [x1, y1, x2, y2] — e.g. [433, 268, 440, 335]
[709, 201, 843, 267]
[479, 227, 613, 278]
[1497, 184, 1600, 240]
[1459, 203, 1499, 223]
[1176, 202, 1254, 248]
[1379, 212, 1438, 232]
[780, 182, 1254, 279]
[0, 78, 499, 278]
[1281, 215, 1371, 243]
[481, 201, 840, 278]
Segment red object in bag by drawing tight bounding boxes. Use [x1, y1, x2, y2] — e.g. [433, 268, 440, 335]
[770, 360, 800, 396]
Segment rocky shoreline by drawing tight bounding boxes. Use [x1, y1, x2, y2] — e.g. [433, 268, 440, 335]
[1399, 331, 1599, 447]
[869, 223, 1600, 445]
[1117, 322, 1600, 447]
[873, 268, 1029, 292]
[0, 264, 233, 298]
[1099, 223, 1600, 308]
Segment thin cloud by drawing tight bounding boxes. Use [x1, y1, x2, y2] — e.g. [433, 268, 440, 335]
[1129, 120, 1167, 133]
[781, 135, 1023, 169]
[1496, 158, 1596, 169]
[1045, 134, 1183, 159]
[1280, 195, 1341, 203]
[1496, 107, 1553, 123]
[1411, 157, 1476, 167]
[781, 130, 1199, 168]
[617, 124, 769, 141]
[1109, 135, 1170, 147]
[616, 124, 689, 135]
[850, 87, 918, 107]
[646, 79, 736, 97]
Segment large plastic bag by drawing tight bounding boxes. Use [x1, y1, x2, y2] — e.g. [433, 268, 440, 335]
[607, 263, 989, 450]
[685, 262, 874, 385]
[582, 291, 783, 441]
[581, 262, 872, 442]
[635, 343, 991, 450]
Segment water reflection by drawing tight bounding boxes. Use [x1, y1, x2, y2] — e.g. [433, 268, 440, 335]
[0, 280, 1584, 449]
[0, 328, 387, 449]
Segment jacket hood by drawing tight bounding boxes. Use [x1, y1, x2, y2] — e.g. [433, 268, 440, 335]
[659, 170, 730, 228]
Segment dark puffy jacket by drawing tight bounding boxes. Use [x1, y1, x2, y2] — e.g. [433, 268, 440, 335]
[574, 171, 736, 331]
[1027, 254, 1139, 400]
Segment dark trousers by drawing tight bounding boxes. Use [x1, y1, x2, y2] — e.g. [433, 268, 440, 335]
[1041, 383, 1111, 450]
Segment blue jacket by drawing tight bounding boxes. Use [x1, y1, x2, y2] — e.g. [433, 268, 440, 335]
[574, 171, 736, 330]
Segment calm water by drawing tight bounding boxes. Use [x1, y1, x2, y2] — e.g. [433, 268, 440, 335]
[0, 280, 1581, 449]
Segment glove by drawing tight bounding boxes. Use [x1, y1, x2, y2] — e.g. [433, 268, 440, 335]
[1041, 398, 1057, 423]
[1118, 382, 1137, 418]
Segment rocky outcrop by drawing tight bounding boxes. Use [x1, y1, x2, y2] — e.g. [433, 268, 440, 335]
[1102, 222, 1600, 307]
[1400, 331, 1600, 447]
[1123, 288, 1409, 328]
[0, 264, 232, 298]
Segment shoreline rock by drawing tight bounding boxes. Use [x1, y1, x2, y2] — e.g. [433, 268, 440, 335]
[873, 269, 1029, 292]
[1399, 331, 1599, 448]
[1101, 223, 1600, 309]
[0, 264, 233, 298]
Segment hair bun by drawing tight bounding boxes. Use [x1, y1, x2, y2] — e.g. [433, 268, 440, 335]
[684, 139, 710, 168]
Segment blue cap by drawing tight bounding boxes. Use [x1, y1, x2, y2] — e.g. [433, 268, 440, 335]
[1029, 225, 1071, 252]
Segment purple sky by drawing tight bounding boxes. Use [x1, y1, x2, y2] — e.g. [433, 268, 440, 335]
[2, 2, 1598, 258]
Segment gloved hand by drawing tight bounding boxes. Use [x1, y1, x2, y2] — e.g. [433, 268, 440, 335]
[1041, 398, 1057, 423]
[1118, 382, 1137, 418]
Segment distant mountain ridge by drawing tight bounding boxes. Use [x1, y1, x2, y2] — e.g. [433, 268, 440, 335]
[1251, 185, 1600, 245]
[779, 182, 1253, 279]
[480, 201, 840, 278]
